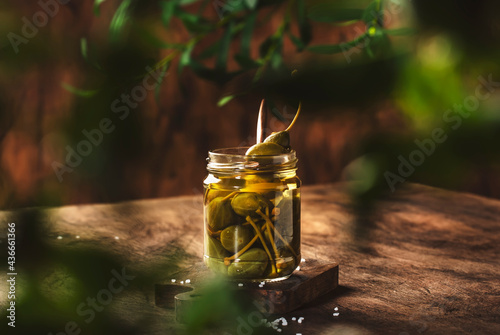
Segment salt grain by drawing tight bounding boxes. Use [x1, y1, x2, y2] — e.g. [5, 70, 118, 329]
[277, 329, 282, 332]
[114, 236, 120, 240]
[185, 279, 191, 284]
[292, 317, 296, 321]
[238, 283, 244, 287]
[334, 307, 338, 311]
[180, 281, 184, 284]
[333, 313, 340, 317]
[298, 317, 304, 324]
[171, 279, 176, 283]
[301, 258, 306, 263]
[76, 235, 80, 239]
[57, 236, 63, 240]
[297, 266, 301, 271]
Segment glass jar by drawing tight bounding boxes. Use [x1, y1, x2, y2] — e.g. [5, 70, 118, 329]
[203, 147, 301, 282]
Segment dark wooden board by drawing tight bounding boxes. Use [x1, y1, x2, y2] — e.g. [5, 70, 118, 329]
[155, 259, 338, 321]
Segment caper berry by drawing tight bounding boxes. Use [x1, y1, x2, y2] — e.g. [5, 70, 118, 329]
[220, 225, 254, 253]
[207, 197, 238, 231]
[245, 142, 287, 156]
[263, 131, 290, 150]
[231, 192, 271, 217]
[227, 248, 269, 278]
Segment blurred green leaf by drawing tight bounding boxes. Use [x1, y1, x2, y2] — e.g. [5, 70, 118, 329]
[179, 43, 194, 73]
[362, 0, 380, 24]
[61, 83, 99, 97]
[217, 95, 235, 107]
[297, 0, 312, 46]
[176, 8, 213, 33]
[308, 5, 364, 22]
[81, 38, 89, 60]
[288, 33, 305, 51]
[270, 36, 283, 69]
[240, 11, 257, 57]
[160, 0, 177, 26]
[234, 53, 260, 69]
[93, 0, 107, 16]
[244, 0, 258, 10]
[180, 0, 201, 4]
[109, 0, 132, 43]
[216, 22, 233, 71]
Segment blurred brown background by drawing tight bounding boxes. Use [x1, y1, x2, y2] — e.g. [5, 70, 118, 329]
[1, 0, 499, 209]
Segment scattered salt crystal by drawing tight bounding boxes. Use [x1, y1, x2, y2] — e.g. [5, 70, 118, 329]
[114, 236, 120, 240]
[76, 235, 80, 239]
[171, 279, 176, 283]
[57, 236, 63, 240]
[277, 329, 282, 332]
[292, 317, 296, 321]
[180, 281, 184, 284]
[333, 313, 340, 317]
[334, 307, 338, 311]
[297, 333, 302, 335]
[185, 279, 191, 284]
[301, 258, 306, 263]
[297, 266, 301, 271]
[298, 317, 304, 324]
[238, 283, 244, 287]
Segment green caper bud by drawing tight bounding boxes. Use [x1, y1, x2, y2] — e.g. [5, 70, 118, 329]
[206, 236, 230, 258]
[245, 142, 287, 156]
[227, 248, 268, 278]
[263, 131, 290, 150]
[207, 197, 238, 231]
[231, 192, 271, 217]
[220, 225, 254, 253]
[205, 189, 233, 204]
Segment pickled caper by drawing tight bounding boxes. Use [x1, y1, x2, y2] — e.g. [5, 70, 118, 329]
[263, 131, 290, 150]
[245, 142, 287, 156]
[205, 236, 230, 275]
[231, 192, 271, 217]
[220, 225, 254, 253]
[207, 197, 239, 231]
[227, 248, 269, 278]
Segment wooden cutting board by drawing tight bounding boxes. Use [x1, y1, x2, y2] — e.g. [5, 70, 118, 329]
[155, 259, 339, 322]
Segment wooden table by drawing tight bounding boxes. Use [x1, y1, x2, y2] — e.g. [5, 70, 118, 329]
[2, 183, 499, 334]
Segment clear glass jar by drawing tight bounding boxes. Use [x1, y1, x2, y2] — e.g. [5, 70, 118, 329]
[203, 147, 301, 282]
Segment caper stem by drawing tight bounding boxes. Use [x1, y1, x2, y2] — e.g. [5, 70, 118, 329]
[264, 207, 280, 259]
[246, 216, 277, 275]
[256, 209, 298, 258]
[207, 226, 222, 237]
[285, 101, 302, 132]
[221, 191, 238, 202]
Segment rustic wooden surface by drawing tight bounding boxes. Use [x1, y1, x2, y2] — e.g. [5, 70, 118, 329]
[2, 183, 500, 334]
[155, 259, 339, 318]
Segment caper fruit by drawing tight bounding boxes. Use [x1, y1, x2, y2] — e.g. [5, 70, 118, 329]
[231, 192, 271, 217]
[263, 131, 290, 150]
[245, 142, 287, 156]
[205, 236, 230, 275]
[220, 225, 254, 253]
[227, 248, 268, 278]
[206, 236, 230, 258]
[207, 197, 238, 231]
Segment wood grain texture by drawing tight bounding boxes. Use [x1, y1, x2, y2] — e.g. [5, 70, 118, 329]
[1, 182, 499, 334]
[155, 259, 339, 318]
